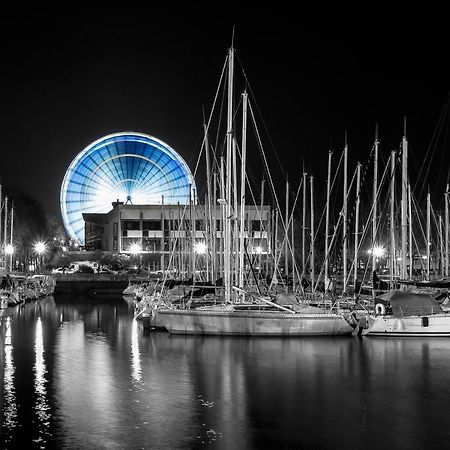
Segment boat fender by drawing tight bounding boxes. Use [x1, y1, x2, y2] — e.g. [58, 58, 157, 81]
[375, 303, 386, 316]
[422, 316, 429, 327]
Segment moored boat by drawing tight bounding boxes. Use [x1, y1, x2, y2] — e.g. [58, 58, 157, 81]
[361, 290, 450, 337]
[157, 306, 354, 336]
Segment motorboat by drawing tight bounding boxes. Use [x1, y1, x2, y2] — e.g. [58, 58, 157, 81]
[361, 290, 450, 337]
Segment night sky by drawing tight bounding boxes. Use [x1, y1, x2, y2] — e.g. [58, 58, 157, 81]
[1, 6, 449, 221]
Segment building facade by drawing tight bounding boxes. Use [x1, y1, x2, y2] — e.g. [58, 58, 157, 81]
[83, 202, 272, 271]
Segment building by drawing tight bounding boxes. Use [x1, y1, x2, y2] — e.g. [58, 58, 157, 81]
[83, 201, 272, 271]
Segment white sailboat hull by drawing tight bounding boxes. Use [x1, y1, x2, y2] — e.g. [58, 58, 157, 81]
[362, 314, 450, 337]
[156, 309, 354, 336]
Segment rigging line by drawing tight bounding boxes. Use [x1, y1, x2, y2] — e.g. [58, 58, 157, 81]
[344, 155, 392, 289]
[415, 92, 450, 197]
[248, 101, 286, 231]
[312, 166, 358, 292]
[194, 55, 229, 179]
[235, 52, 288, 180]
[268, 177, 305, 291]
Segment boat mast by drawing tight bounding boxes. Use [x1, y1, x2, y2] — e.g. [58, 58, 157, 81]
[310, 175, 315, 292]
[285, 178, 289, 292]
[401, 119, 408, 281]
[9, 200, 13, 271]
[225, 46, 234, 303]
[0, 182, 2, 267]
[204, 118, 214, 283]
[408, 184, 413, 280]
[259, 178, 265, 280]
[427, 189, 431, 280]
[238, 91, 248, 295]
[233, 137, 239, 285]
[213, 171, 218, 282]
[353, 162, 361, 299]
[343, 133, 348, 294]
[372, 124, 379, 278]
[291, 186, 295, 292]
[302, 170, 307, 276]
[4, 196, 8, 255]
[440, 215, 444, 277]
[390, 151, 396, 288]
[324, 150, 332, 292]
[445, 185, 449, 276]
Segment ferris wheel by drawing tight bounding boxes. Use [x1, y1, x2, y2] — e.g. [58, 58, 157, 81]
[60, 132, 196, 243]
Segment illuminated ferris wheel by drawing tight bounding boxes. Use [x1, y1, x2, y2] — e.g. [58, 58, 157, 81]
[60, 132, 196, 243]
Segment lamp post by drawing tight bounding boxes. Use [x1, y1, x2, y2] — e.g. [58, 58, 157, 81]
[130, 243, 142, 272]
[34, 241, 47, 272]
[5, 244, 14, 272]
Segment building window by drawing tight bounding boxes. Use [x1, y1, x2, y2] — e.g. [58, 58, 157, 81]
[143, 220, 161, 230]
[123, 220, 140, 230]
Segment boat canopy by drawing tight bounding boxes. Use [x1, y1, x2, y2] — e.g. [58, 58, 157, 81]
[377, 290, 443, 316]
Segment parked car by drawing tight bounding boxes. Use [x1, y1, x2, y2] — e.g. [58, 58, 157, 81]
[52, 266, 75, 274]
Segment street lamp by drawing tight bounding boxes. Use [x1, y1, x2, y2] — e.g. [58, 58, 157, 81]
[5, 244, 14, 272]
[194, 242, 207, 254]
[34, 241, 47, 272]
[129, 243, 142, 271]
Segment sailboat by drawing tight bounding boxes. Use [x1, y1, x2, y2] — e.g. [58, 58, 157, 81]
[359, 120, 450, 337]
[151, 42, 356, 336]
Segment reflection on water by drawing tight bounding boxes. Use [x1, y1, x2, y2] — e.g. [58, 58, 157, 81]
[2, 317, 18, 445]
[33, 317, 51, 447]
[131, 318, 142, 384]
[2, 296, 450, 449]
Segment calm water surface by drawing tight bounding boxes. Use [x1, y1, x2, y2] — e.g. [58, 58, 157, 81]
[1, 295, 450, 449]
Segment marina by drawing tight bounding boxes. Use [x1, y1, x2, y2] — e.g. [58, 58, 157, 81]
[1, 6, 450, 450]
[3, 294, 450, 449]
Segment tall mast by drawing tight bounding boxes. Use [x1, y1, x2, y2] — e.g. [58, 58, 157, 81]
[302, 171, 307, 276]
[408, 184, 413, 279]
[285, 178, 289, 291]
[0, 182, 2, 265]
[220, 157, 226, 282]
[213, 171, 218, 282]
[238, 92, 248, 293]
[232, 137, 239, 285]
[225, 46, 234, 303]
[310, 175, 315, 292]
[353, 162, 361, 298]
[9, 201, 13, 271]
[427, 189, 431, 280]
[291, 187, 295, 291]
[343, 132, 348, 294]
[259, 178, 265, 280]
[4, 196, 8, 250]
[324, 150, 332, 291]
[445, 185, 449, 276]
[440, 215, 444, 277]
[204, 118, 214, 283]
[372, 124, 379, 274]
[401, 119, 408, 280]
[390, 151, 396, 287]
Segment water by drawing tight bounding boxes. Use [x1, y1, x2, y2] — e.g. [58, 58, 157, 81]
[1, 296, 450, 449]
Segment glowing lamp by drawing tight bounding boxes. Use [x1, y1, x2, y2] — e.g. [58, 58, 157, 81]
[5, 244, 14, 255]
[194, 242, 207, 254]
[34, 242, 46, 254]
[130, 243, 142, 255]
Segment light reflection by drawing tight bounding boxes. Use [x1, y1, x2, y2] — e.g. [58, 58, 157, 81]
[131, 318, 142, 383]
[34, 317, 51, 445]
[3, 317, 18, 438]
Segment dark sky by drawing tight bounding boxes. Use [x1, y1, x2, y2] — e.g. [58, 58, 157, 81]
[1, 6, 450, 220]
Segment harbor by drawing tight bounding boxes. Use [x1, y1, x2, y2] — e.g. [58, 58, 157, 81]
[2, 6, 450, 450]
[3, 295, 450, 449]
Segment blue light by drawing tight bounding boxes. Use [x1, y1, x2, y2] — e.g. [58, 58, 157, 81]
[60, 132, 196, 242]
